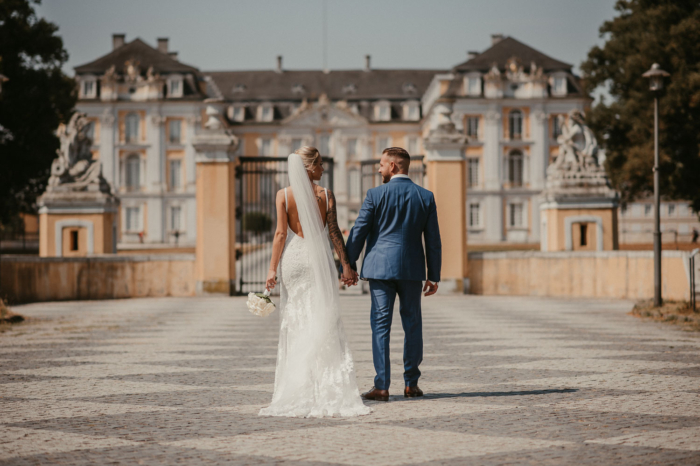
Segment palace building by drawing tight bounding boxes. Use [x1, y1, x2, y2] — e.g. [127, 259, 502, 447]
[73, 32, 696, 250]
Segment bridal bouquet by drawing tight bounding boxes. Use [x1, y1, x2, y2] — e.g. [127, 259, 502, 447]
[247, 289, 276, 317]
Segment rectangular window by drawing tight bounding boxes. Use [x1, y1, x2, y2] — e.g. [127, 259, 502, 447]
[405, 104, 419, 121]
[82, 80, 95, 98]
[580, 224, 588, 246]
[126, 207, 140, 232]
[376, 104, 390, 121]
[644, 204, 652, 217]
[679, 204, 689, 216]
[376, 137, 390, 154]
[407, 137, 418, 155]
[169, 79, 181, 97]
[168, 120, 181, 144]
[553, 76, 567, 96]
[347, 138, 357, 158]
[170, 206, 181, 231]
[466, 117, 479, 138]
[232, 106, 245, 122]
[169, 159, 181, 190]
[509, 203, 524, 228]
[319, 134, 330, 155]
[469, 203, 481, 227]
[260, 106, 272, 122]
[291, 138, 302, 153]
[125, 113, 139, 143]
[668, 204, 675, 216]
[348, 168, 360, 202]
[468, 158, 480, 187]
[260, 138, 272, 156]
[552, 116, 562, 138]
[508, 153, 524, 187]
[70, 230, 79, 251]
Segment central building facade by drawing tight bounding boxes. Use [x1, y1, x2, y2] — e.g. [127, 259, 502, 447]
[73, 33, 588, 248]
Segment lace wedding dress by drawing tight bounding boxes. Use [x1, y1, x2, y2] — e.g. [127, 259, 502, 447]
[259, 154, 370, 418]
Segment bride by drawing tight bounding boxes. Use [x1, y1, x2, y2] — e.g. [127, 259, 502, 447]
[260, 146, 371, 418]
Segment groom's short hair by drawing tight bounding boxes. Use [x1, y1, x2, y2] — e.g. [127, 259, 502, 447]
[382, 147, 410, 171]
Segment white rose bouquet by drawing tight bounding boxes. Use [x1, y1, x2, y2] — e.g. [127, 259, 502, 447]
[247, 289, 276, 317]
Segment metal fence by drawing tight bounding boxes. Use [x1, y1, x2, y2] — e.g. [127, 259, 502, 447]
[360, 156, 426, 200]
[235, 156, 334, 295]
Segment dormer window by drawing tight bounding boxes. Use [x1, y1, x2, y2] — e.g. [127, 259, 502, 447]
[551, 74, 568, 96]
[374, 101, 391, 122]
[168, 75, 183, 98]
[258, 103, 273, 122]
[291, 84, 306, 95]
[464, 74, 482, 97]
[343, 84, 357, 95]
[229, 105, 245, 122]
[403, 101, 420, 121]
[80, 75, 97, 99]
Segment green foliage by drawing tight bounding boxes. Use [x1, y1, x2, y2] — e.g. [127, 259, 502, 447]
[243, 211, 273, 234]
[581, 0, 700, 213]
[0, 0, 77, 224]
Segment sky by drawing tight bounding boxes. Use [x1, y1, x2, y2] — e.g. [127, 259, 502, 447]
[37, 0, 618, 80]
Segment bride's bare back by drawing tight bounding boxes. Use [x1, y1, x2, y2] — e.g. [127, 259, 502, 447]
[284, 184, 328, 238]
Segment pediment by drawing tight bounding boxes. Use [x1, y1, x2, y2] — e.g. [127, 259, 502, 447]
[283, 104, 367, 128]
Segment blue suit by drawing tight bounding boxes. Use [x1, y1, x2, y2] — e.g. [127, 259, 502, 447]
[346, 176, 441, 390]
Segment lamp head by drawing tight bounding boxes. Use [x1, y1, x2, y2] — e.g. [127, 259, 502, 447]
[642, 63, 670, 91]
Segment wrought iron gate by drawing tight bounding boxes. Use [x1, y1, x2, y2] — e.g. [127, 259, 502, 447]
[235, 156, 334, 295]
[360, 155, 426, 199]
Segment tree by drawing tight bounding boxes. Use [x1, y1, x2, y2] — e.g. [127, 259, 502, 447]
[0, 0, 76, 225]
[581, 0, 700, 213]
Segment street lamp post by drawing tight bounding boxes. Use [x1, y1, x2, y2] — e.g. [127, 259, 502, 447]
[642, 63, 670, 307]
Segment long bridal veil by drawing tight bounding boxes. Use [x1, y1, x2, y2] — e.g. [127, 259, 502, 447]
[259, 153, 369, 418]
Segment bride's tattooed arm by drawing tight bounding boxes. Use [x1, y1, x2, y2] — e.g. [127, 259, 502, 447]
[326, 190, 350, 269]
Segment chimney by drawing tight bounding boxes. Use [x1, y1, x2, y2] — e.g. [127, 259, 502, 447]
[467, 50, 479, 60]
[157, 37, 169, 54]
[112, 33, 125, 50]
[364, 54, 371, 72]
[276, 55, 283, 73]
[491, 34, 504, 45]
[168, 51, 179, 61]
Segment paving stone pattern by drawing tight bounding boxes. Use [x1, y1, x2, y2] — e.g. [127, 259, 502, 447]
[1, 295, 700, 465]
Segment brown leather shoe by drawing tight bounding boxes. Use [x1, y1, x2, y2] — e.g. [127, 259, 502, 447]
[361, 386, 389, 402]
[404, 385, 424, 398]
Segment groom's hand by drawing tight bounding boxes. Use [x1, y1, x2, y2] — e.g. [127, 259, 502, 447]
[423, 280, 438, 297]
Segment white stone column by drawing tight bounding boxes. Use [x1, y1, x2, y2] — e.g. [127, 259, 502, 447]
[483, 107, 503, 242]
[100, 109, 117, 188]
[147, 114, 165, 242]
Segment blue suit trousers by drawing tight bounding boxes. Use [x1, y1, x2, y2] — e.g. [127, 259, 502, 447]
[369, 279, 423, 390]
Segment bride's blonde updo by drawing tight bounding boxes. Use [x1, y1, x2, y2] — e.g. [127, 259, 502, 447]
[294, 146, 320, 171]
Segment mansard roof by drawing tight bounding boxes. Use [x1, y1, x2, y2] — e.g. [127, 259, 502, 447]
[454, 36, 572, 73]
[74, 38, 199, 75]
[205, 69, 444, 102]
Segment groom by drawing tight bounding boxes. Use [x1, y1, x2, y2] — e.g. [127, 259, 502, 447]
[346, 147, 441, 401]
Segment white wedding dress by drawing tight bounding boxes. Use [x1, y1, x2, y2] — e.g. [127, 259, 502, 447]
[259, 154, 370, 418]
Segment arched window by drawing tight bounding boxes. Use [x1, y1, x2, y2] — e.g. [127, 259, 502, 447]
[508, 109, 522, 140]
[125, 112, 139, 143]
[508, 150, 524, 187]
[125, 154, 141, 191]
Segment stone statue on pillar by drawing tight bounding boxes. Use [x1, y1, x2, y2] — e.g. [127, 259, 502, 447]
[46, 112, 111, 194]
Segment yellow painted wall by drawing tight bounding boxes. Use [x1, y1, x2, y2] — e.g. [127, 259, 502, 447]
[542, 207, 618, 251]
[0, 255, 195, 304]
[427, 160, 468, 281]
[39, 212, 116, 257]
[469, 251, 690, 301]
[195, 161, 237, 293]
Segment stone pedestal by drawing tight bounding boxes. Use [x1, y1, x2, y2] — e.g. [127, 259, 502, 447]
[192, 112, 238, 295]
[424, 116, 469, 293]
[38, 191, 119, 257]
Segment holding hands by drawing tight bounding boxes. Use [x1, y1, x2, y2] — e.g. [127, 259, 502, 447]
[341, 265, 358, 287]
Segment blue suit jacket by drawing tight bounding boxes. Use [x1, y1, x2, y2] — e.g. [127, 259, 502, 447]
[346, 177, 441, 282]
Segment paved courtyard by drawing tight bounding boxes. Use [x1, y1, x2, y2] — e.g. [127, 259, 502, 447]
[1, 294, 700, 465]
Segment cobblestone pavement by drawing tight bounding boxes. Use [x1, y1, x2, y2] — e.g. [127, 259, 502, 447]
[1, 295, 700, 465]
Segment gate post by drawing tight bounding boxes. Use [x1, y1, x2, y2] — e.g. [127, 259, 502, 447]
[424, 108, 469, 293]
[192, 109, 239, 295]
